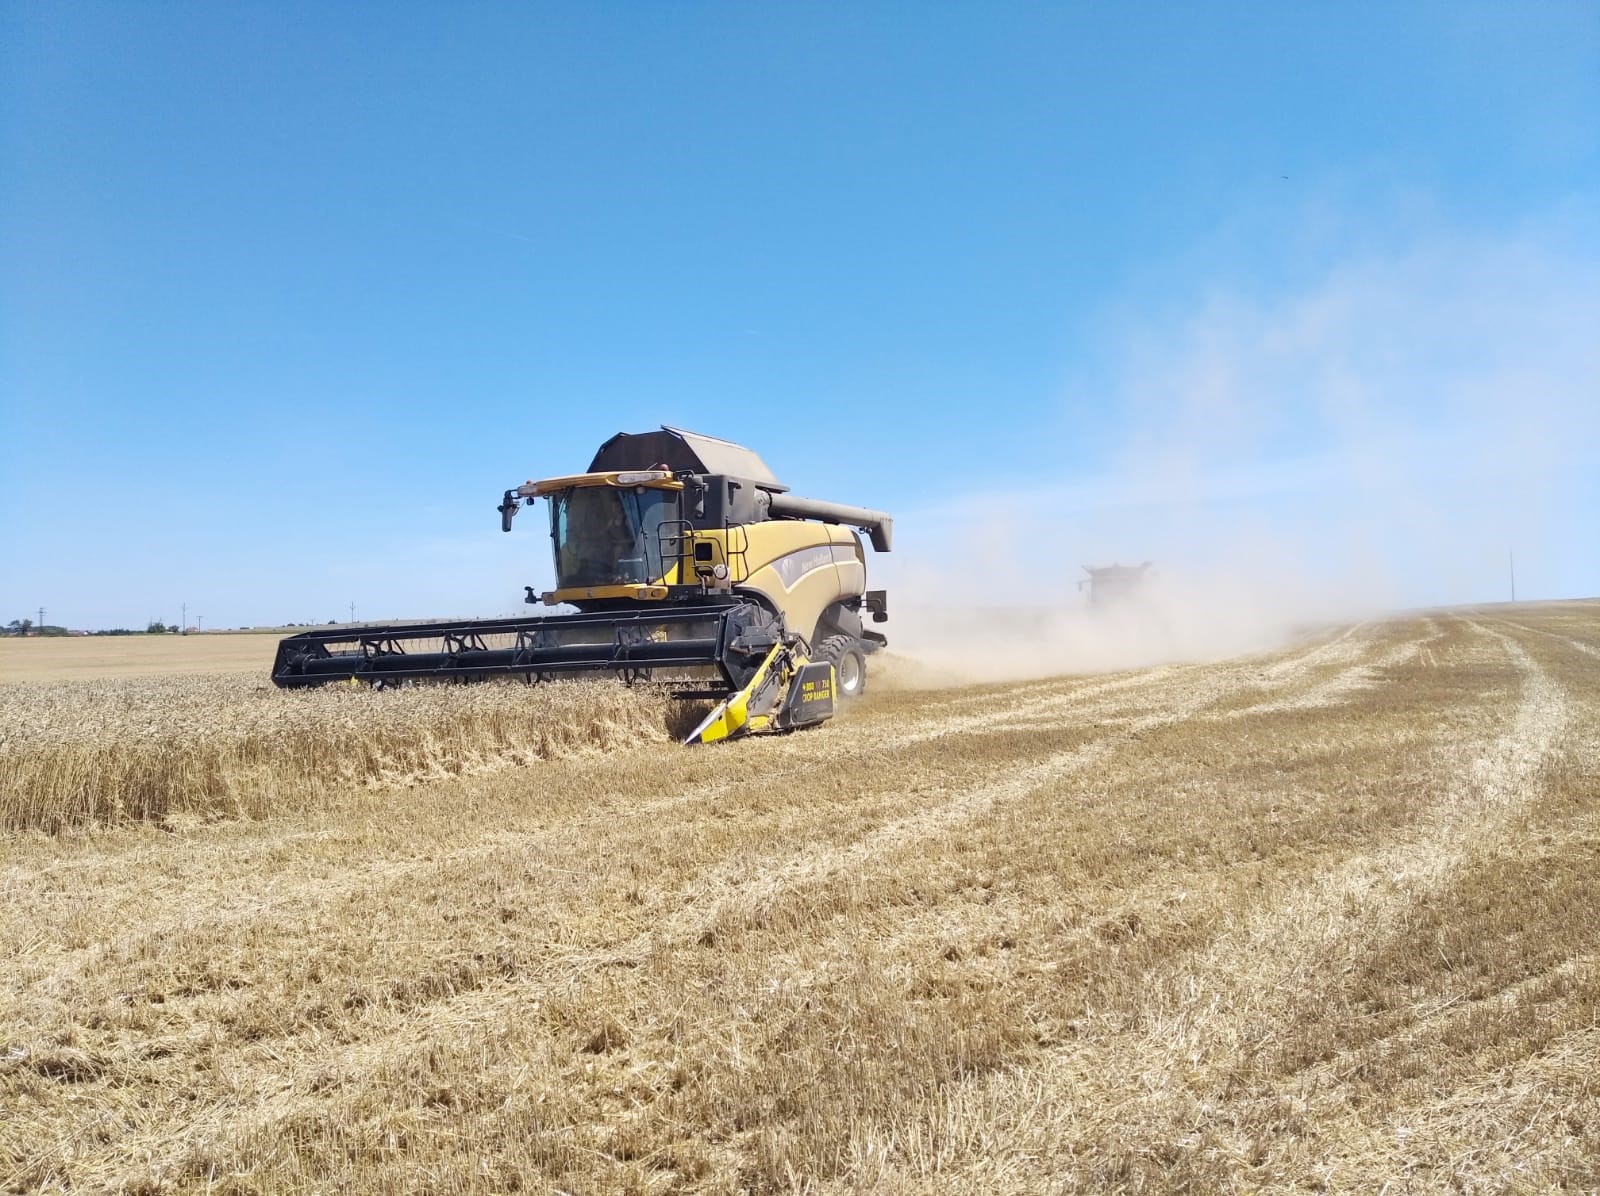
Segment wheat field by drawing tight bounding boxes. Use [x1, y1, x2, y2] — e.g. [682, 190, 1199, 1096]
[2, 602, 1597, 1193]
[0, 632, 281, 683]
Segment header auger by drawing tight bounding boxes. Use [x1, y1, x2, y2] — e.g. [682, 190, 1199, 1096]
[271, 426, 892, 745]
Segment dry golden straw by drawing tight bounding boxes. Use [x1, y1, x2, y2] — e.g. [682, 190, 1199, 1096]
[2, 602, 1597, 1192]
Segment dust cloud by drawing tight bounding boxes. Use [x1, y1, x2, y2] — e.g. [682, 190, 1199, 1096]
[879, 549, 1372, 686]
[881, 575, 1346, 687]
[878, 222, 1599, 684]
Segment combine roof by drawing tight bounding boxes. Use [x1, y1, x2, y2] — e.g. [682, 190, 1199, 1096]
[587, 426, 788, 492]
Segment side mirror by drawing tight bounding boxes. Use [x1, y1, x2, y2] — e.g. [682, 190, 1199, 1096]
[498, 490, 521, 533]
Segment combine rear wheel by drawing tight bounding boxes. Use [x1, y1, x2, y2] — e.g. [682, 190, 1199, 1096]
[814, 635, 867, 699]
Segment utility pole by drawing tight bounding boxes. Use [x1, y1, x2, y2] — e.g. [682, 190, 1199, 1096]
[349, 602, 356, 624]
[1509, 550, 1516, 603]
[197, 615, 204, 632]
[37, 607, 44, 633]
[182, 602, 188, 633]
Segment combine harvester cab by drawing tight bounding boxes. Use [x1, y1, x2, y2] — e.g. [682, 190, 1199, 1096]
[271, 426, 891, 744]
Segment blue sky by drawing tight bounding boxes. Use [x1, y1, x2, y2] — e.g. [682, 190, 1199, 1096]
[2, 2, 1596, 629]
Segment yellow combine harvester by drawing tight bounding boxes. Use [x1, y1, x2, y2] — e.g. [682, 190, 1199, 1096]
[272, 427, 892, 745]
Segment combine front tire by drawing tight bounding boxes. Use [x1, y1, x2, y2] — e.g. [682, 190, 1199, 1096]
[814, 635, 867, 699]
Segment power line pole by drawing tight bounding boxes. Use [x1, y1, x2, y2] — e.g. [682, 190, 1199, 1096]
[37, 607, 44, 633]
[182, 602, 187, 632]
[349, 602, 356, 624]
[197, 615, 204, 632]
[1509, 549, 1516, 603]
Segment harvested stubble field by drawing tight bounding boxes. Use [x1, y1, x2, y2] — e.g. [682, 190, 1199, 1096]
[2, 602, 1597, 1193]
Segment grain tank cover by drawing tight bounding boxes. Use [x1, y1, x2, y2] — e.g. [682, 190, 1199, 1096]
[588, 426, 788, 492]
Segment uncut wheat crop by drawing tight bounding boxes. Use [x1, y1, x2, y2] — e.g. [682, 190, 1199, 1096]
[0, 675, 679, 831]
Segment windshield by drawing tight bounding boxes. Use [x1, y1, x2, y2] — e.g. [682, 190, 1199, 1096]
[549, 486, 679, 588]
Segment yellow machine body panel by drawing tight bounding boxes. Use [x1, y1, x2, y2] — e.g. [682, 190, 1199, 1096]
[722, 520, 864, 648]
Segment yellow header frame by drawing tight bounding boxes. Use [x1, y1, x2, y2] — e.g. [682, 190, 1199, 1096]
[517, 471, 684, 499]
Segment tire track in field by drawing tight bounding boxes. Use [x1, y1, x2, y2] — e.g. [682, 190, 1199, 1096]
[874, 619, 1369, 736]
[1170, 618, 1563, 977]
[869, 664, 1187, 747]
[1227, 617, 1443, 717]
[1171, 618, 1563, 1024]
[902, 615, 1570, 1186]
[1495, 618, 1600, 661]
[1256, 620, 1370, 681]
[824, 620, 1376, 765]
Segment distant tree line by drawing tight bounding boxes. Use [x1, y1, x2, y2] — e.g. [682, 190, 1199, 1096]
[4, 619, 68, 637]
[4, 618, 183, 637]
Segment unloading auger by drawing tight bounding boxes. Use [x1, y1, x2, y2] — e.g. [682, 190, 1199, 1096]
[270, 426, 892, 745]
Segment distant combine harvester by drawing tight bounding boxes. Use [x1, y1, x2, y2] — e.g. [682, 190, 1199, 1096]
[1080, 562, 1153, 609]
